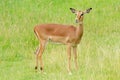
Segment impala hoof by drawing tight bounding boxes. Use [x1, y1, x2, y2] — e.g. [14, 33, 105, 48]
[40, 67, 43, 71]
[35, 66, 38, 70]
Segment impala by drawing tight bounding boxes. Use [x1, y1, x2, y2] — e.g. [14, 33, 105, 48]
[34, 8, 92, 74]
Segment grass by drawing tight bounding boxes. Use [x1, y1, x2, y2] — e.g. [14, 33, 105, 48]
[0, 0, 120, 80]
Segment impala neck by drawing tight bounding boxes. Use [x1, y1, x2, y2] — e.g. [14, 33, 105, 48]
[76, 21, 83, 37]
[79, 22, 83, 28]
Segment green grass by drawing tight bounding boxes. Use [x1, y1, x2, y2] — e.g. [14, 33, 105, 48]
[0, 0, 120, 80]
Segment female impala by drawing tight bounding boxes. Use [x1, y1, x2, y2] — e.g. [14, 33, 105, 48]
[34, 8, 92, 74]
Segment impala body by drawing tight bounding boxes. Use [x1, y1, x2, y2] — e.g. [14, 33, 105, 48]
[34, 8, 92, 74]
[34, 24, 83, 45]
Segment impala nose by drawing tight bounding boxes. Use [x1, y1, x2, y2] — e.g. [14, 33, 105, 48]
[75, 19, 79, 23]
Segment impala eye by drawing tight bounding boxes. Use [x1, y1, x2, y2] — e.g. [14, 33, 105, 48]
[81, 13, 84, 16]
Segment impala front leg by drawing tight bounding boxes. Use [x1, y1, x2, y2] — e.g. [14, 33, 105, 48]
[67, 44, 72, 74]
[73, 46, 78, 70]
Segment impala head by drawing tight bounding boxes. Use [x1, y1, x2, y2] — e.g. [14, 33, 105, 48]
[70, 8, 92, 23]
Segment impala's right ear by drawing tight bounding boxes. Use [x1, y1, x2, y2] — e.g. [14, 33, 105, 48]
[70, 8, 76, 14]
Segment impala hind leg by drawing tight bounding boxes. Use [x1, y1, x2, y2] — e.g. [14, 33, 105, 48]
[35, 40, 46, 72]
[35, 47, 40, 71]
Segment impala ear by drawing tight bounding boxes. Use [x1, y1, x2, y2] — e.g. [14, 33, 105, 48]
[70, 8, 77, 13]
[84, 8, 92, 14]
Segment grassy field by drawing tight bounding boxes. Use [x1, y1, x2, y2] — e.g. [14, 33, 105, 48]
[0, 0, 120, 80]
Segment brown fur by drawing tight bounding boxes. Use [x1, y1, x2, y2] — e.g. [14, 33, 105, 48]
[34, 24, 82, 45]
[34, 8, 92, 73]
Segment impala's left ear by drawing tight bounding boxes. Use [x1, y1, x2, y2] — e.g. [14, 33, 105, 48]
[84, 8, 92, 14]
[70, 8, 77, 14]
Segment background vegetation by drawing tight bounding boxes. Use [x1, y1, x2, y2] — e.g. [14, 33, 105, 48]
[0, 0, 120, 80]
